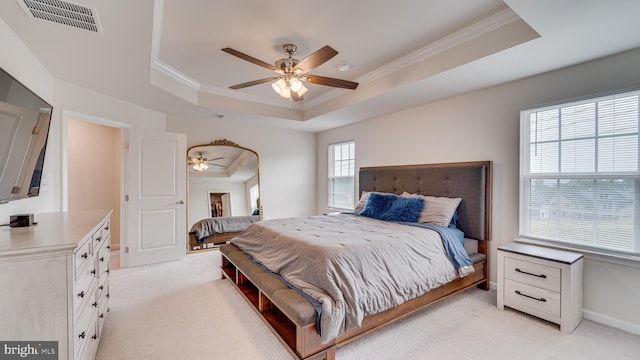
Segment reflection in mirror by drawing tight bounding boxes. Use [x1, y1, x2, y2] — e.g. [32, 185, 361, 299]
[187, 139, 261, 252]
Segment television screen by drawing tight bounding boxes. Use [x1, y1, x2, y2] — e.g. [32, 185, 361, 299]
[0, 67, 52, 204]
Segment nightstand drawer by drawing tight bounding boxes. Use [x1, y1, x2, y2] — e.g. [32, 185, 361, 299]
[504, 279, 560, 318]
[504, 256, 560, 292]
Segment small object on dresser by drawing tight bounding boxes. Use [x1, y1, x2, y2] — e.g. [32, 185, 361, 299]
[497, 242, 584, 334]
[9, 214, 35, 227]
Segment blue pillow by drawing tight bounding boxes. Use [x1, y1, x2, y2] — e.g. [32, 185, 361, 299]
[360, 193, 397, 219]
[449, 211, 459, 228]
[360, 193, 424, 222]
[381, 196, 424, 222]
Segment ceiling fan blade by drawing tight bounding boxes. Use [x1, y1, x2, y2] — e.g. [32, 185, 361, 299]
[229, 77, 280, 90]
[291, 91, 304, 102]
[222, 48, 280, 71]
[294, 46, 338, 73]
[303, 75, 359, 90]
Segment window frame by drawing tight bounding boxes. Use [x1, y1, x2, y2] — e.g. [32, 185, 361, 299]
[327, 140, 356, 211]
[518, 87, 640, 263]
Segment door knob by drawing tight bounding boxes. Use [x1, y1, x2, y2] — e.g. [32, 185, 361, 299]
[176, 200, 185, 205]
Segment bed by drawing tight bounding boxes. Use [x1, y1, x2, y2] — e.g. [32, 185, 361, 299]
[219, 161, 492, 360]
[188, 215, 259, 250]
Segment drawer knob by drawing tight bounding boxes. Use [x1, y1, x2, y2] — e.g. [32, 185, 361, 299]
[106, 245, 111, 250]
[92, 301, 98, 307]
[96, 236, 102, 242]
[515, 268, 547, 279]
[99, 313, 104, 318]
[91, 269, 96, 275]
[100, 257, 105, 262]
[515, 290, 547, 303]
[78, 291, 85, 298]
[79, 331, 86, 339]
[99, 285, 104, 290]
[81, 252, 88, 259]
[92, 334, 98, 340]
[106, 269, 110, 274]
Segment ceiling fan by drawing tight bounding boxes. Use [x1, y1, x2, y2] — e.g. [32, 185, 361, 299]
[188, 152, 226, 171]
[222, 43, 358, 102]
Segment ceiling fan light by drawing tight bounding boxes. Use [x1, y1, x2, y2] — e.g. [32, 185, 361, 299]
[296, 84, 308, 96]
[272, 78, 286, 95]
[280, 86, 291, 98]
[290, 78, 303, 92]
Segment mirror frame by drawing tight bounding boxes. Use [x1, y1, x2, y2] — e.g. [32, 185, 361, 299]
[186, 139, 262, 252]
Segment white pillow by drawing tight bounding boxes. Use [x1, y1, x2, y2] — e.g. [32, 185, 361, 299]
[401, 192, 461, 227]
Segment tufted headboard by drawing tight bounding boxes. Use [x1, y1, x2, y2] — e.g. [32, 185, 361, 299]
[358, 161, 492, 242]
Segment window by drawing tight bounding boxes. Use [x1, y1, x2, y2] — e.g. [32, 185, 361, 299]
[520, 88, 640, 258]
[328, 141, 355, 210]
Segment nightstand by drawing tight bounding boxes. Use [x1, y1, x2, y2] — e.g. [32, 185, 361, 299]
[497, 243, 584, 333]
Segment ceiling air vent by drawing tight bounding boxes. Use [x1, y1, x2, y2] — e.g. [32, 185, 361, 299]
[18, 0, 102, 33]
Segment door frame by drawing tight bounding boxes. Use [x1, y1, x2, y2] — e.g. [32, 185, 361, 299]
[61, 109, 130, 268]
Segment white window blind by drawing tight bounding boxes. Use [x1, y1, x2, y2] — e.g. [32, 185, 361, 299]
[328, 141, 355, 210]
[520, 88, 640, 257]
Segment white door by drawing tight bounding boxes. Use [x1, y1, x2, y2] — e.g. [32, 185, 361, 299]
[125, 128, 186, 267]
[221, 193, 231, 216]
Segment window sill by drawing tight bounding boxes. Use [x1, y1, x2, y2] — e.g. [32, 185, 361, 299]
[515, 238, 640, 269]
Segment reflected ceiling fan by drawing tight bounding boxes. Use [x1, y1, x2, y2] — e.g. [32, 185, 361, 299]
[222, 43, 358, 102]
[188, 152, 226, 172]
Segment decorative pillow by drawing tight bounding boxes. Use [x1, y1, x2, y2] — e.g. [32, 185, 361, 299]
[359, 193, 398, 219]
[354, 191, 393, 212]
[380, 196, 424, 222]
[360, 193, 424, 222]
[401, 192, 461, 227]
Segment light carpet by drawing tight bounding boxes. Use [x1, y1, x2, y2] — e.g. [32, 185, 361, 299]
[96, 250, 640, 360]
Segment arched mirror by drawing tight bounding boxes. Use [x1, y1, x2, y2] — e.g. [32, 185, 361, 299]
[186, 139, 261, 252]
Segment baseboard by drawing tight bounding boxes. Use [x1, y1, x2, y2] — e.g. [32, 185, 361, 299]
[583, 309, 640, 336]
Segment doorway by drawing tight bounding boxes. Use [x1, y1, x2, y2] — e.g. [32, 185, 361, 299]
[208, 192, 231, 218]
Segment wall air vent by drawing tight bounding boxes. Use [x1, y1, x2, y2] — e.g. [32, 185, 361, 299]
[18, 0, 102, 33]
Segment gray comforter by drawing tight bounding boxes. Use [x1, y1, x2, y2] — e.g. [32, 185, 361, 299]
[189, 215, 259, 242]
[230, 214, 464, 343]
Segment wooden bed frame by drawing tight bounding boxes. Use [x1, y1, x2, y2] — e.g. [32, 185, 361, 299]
[220, 161, 492, 360]
[189, 231, 240, 251]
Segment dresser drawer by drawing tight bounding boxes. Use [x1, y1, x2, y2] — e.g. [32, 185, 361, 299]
[74, 264, 97, 317]
[504, 256, 560, 292]
[74, 239, 93, 276]
[74, 302, 97, 358]
[97, 241, 110, 276]
[504, 279, 560, 318]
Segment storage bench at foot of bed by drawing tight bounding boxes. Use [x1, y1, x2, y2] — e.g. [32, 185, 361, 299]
[219, 243, 487, 360]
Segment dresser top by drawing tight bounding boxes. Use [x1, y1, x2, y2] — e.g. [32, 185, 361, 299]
[499, 242, 584, 264]
[0, 210, 112, 257]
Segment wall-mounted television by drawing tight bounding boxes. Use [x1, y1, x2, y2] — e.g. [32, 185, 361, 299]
[0, 67, 52, 204]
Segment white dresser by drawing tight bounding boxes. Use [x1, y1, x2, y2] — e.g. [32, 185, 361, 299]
[0, 210, 112, 360]
[497, 242, 583, 333]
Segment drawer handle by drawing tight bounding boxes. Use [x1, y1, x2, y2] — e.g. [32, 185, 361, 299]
[92, 334, 98, 340]
[81, 252, 88, 259]
[106, 245, 111, 250]
[78, 291, 85, 298]
[100, 257, 105, 262]
[79, 331, 86, 339]
[91, 269, 96, 275]
[515, 268, 547, 279]
[96, 236, 102, 242]
[92, 301, 98, 307]
[515, 290, 547, 303]
[106, 293, 110, 298]
[99, 313, 104, 318]
[99, 285, 104, 290]
[106, 269, 110, 274]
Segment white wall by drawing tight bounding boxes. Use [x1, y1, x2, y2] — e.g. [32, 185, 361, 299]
[167, 116, 316, 219]
[317, 47, 640, 334]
